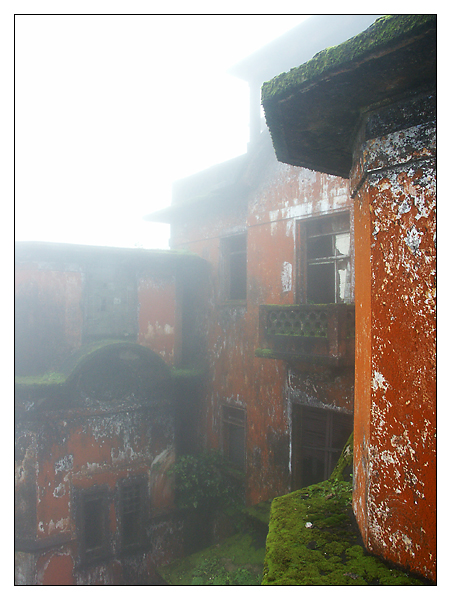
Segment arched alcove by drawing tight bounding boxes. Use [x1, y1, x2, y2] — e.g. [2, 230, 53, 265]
[62, 341, 172, 404]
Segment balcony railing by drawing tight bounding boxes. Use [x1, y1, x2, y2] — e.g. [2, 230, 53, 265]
[256, 304, 355, 366]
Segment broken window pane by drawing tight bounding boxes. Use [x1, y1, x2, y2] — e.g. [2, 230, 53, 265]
[303, 213, 351, 304]
[337, 258, 351, 303]
[307, 263, 335, 304]
[335, 233, 350, 257]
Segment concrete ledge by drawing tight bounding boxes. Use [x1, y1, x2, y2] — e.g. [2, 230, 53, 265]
[262, 15, 436, 178]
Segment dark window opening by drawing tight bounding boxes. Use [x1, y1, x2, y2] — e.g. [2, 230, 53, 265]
[222, 406, 246, 471]
[121, 482, 143, 549]
[299, 213, 351, 304]
[292, 405, 353, 490]
[221, 235, 247, 301]
[79, 489, 108, 562]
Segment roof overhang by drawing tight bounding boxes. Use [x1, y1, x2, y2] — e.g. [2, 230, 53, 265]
[14, 240, 205, 268]
[261, 15, 437, 179]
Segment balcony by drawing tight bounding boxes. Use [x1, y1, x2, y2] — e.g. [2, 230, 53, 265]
[255, 304, 355, 366]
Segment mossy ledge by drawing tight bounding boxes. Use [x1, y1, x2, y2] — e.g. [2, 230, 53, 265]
[262, 434, 428, 585]
[261, 15, 436, 106]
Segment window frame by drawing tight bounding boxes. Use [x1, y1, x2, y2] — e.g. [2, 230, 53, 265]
[221, 405, 246, 472]
[119, 477, 147, 553]
[77, 486, 109, 564]
[220, 233, 247, 303]
[297, 212, 351, 305]
[291, 405, 353, 490]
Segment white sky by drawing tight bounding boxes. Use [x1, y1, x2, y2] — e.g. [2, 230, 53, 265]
[14, 11, 312, 250]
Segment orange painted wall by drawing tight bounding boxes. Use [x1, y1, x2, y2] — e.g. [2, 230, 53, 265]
[15, 249, 180, 373]
[351, 121, 436, 581]
[16, 399, 179, 585]
[171, 137, 354, 504]
[137, 275, 177, 365]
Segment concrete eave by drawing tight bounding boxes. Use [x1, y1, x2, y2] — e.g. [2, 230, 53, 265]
[14, 240, 205, 267]
[262, 15, 437, 178]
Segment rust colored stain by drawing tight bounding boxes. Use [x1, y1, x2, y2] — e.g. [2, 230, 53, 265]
[18, 401, 178, 584]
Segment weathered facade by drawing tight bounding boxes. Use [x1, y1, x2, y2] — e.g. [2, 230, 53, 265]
[14, 14, 435, 585]
[145, 14, 383, 511]
[262, 14, 437, 582]
[149, 131, 356, 505]
[15, 242, 207, 584]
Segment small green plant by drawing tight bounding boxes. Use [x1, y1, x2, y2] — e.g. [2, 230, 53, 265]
[169, 451, 242, 511]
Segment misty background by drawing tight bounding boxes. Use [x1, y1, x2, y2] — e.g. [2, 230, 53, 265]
[15, 14, 312, 250]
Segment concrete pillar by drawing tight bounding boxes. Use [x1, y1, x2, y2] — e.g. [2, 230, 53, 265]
[351, 92, 436, 581]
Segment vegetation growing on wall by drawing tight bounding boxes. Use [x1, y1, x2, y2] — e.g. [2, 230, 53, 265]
[262, 434, 426, 585]
[158, 519, 268, 585]
[261, 15, 436, 106]
[169, 451, 243, 510]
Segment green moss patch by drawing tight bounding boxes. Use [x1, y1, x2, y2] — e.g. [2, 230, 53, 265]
[242, 499, 272, 527]
[15, 372, 67, 389]
[170, 366, 206, 380]
[262, 434, 425, 585]
[158, 530, 266, 585]
[262, 15, 436, 105]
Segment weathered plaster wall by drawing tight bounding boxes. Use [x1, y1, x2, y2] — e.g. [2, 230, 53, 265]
[137, 274, 177, 365]
[351, 104, 436, 581]
[170, 135, 354, 505]
[14, 246, 201, 585]
[15, 246, 183, 375]
[15, 346, 181, 585]
[15, 266, 84, 375]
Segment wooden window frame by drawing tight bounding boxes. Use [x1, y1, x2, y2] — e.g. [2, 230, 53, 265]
[220, 234, 247, 303]
[297, 212, 351, 305]
[77, 486, 109, 564]
[221, 405, 246, 471]
[120, 478, 147, 553]
[292, 405, 353, 490]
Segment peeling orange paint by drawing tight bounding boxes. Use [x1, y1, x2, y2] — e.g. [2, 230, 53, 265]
[352, 118, 436, 581]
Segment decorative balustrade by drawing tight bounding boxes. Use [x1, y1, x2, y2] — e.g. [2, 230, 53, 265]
[257, 304, 355, 365]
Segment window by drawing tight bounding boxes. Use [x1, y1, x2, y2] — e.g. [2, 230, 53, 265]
[120, 480, 145, 550]
[291, 405, 353, 490]
[78, 488, 108, 562]
[83, 264, 138, 339]
[222, 406, 246, 470]
[298, 213, 351, 304]
[221, 234, 247, 301]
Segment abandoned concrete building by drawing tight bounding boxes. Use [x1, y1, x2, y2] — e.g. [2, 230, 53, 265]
[15, 243, 208, 584]
[15, 14, 436, 585]
[262, 13, 436, 582]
